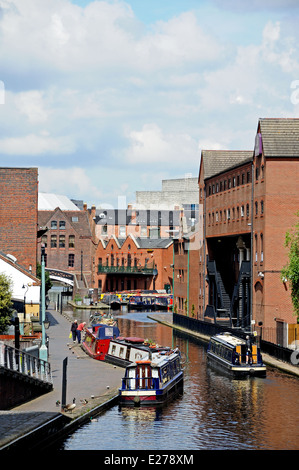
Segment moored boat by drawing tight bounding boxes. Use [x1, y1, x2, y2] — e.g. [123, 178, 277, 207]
[105, 336, 171, 368]
[81, 323, 120, 361]
[118, 348, 183, 406]
[207, 332, 266, 378]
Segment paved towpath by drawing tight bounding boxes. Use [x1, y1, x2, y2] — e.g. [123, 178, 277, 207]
[0, 305, 124, 450]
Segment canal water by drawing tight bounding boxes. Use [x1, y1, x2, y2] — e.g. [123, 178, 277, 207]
[55, 306, 299, 451]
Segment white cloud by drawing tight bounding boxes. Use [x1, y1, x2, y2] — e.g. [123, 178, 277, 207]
[0, 1, 298, 206]
[124, 123, 199, 167]
[38, 166, 103, 201]
[0, 133, 75, 155]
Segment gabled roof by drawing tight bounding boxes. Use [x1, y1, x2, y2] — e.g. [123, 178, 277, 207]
[0, 251, 40, 284]
[201, 150, 252, 180]
[38, 207, 92, 238]
[259, 118, 299, 157]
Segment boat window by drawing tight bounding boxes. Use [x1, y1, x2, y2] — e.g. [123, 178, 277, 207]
[119, 347, 124, 358]
[111, 345, 116, 355]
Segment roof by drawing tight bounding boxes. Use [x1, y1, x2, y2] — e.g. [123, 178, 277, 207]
[38, 207, 92, 238]
[38, 193, 80, 211]
[201, 150, 252, 180]
[259, 118, 299, 157]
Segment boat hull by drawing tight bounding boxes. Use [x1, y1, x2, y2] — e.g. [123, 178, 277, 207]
[119, 373, 184, 406]
[207, 351, 266, 378]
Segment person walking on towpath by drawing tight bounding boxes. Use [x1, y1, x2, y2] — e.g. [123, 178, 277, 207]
[76, 321, 86, 343]
[70, 319, 78, 343]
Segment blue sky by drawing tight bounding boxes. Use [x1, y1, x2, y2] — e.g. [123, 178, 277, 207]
[0, 0, 299, 208]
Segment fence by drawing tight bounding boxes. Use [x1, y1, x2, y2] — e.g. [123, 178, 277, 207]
[173, 313, 299, 366]
[0, 341, 53, 386]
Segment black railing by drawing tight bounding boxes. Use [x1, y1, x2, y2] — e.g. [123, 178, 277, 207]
[98, 265, 155, 275]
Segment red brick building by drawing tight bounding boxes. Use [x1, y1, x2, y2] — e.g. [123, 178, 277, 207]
[0, 167, 38, 275]
[95, 234, 173, 293]
[37, 206, 98, 295]
[195, 118, 299, 346]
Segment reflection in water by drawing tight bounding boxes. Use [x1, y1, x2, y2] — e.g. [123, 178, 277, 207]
[59, 307, 299, 450]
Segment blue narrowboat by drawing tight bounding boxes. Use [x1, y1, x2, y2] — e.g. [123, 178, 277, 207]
[207, 332, 266, 378]
[119, 348, 183, 406]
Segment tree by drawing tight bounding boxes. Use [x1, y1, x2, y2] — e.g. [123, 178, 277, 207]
[0, 272, 13, 333]
[281, 212, 299, 321]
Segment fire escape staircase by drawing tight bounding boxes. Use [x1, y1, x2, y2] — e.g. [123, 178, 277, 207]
[206, 260, 232, 327]
[230, 260, 251, 329]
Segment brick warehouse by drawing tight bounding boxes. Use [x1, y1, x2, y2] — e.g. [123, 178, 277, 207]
[37, 205, 98, 296]
[95, 233, 173, 293]
[194, 118, 299, 347]
[0, 167, 38, 275]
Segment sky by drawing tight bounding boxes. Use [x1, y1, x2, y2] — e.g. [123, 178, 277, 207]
[0, 0, 299, 209]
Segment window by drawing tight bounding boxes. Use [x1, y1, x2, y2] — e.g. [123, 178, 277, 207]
[59, 221, 66, 229]
[246, 204, 250, 217]
[68, 254, 75, 267]
[255, 201, 258, 216]
[51, 235, 57, 248]
[69, 235, 75, 248]
[59, 235, 65, 248]
[261, 200, 264, 214]
[227, 209, 231, 220]
[72, 216, 78, 222]
[241, 205, 244, 217]
[41, 235, 47, 247]
[242, 173, 245, 184]
[260, 234, 264, 262]
[51, 220, 57, 229]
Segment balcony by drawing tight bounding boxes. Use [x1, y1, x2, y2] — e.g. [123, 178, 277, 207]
[98, 264, 155, 275]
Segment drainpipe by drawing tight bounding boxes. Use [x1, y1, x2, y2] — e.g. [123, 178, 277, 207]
[187, 239, 190, 316]
[250, 160, 254, 333]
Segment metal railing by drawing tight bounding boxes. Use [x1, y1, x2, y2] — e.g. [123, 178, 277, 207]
[0, 342, 53, 385]
[98, 265, 155, 275]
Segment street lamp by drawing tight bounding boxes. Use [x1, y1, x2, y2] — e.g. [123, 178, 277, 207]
[39, 243, 48, 363]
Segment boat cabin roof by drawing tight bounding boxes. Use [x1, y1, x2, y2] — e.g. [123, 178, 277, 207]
[127, 350, 180, 369]
[212, 332, 246, 348]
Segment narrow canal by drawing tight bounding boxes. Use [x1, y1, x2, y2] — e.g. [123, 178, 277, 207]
[54, 307, 299, 451]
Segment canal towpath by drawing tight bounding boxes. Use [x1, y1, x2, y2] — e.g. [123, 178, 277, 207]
[0, 304, 124, 450]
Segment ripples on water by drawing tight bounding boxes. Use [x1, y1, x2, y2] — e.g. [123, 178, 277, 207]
[59, 308, 299, 451]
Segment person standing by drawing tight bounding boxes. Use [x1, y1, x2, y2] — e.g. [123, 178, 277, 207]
[76, 321, 86, 343]
[70, 319, 78, 343]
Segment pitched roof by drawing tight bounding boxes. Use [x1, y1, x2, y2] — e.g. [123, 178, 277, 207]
[38, 193, 80, 211]
[38, 208, 92, 238]
[259, 118, 299, 157]
[201, 150, 253, 180]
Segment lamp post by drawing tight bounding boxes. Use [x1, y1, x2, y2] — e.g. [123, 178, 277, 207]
[39, 243, 48, 363]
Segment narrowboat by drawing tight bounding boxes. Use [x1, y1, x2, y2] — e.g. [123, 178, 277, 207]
[81, 323, 120, 361]
[128, 295, 144, 310]
[119, 348, 183, 406]
[207, 332, 266, 378]
[101, 293, 121, 310]
[153, 296, 169, 310]
[105, 336, 171, 368]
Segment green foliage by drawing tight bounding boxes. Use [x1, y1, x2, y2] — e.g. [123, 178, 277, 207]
[0, 273, 13, 333]
[281, 212, 299, 320]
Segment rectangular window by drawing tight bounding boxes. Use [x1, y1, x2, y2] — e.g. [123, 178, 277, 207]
[68, 254, 75, 267]
[59, 235, 65, 248]
[51, 235, 57, 248]
[51, 221, 57, 229]
[59, 221, 66, 229]
[69, 235, 75, 248]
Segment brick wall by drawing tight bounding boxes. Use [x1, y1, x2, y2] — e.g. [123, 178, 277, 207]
[0, 168, 38, 274]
